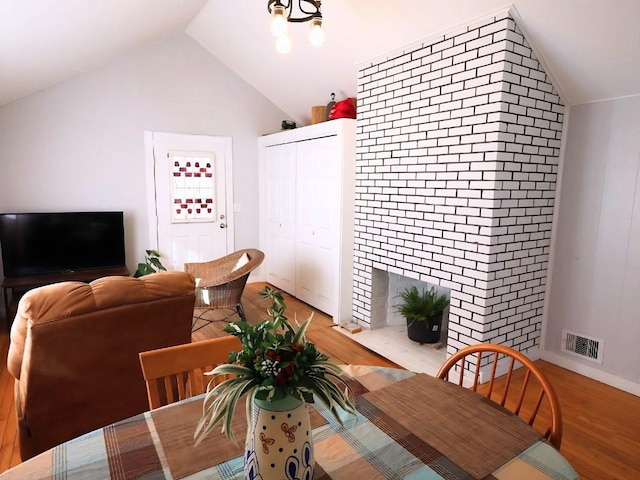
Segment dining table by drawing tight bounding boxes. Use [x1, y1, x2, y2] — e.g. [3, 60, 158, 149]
[0, 365, 579, 479]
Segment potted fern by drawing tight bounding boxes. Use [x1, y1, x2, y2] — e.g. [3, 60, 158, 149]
[394, 285, 449, 344]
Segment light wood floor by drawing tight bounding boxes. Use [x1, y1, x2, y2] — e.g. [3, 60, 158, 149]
[1, 282, 639, 479]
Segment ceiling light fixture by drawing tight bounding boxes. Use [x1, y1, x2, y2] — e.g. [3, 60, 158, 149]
[267, 0, 324, 53]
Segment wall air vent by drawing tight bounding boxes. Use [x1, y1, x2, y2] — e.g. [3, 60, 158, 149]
[561, 329, 604, 364]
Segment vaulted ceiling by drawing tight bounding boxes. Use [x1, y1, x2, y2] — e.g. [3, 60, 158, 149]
[2, 0, 639, 124]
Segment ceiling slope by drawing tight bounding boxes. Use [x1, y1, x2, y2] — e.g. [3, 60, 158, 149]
[0, 0, 207, 106]
[1, 1, 639, 124]
[186, 0, 640, 124]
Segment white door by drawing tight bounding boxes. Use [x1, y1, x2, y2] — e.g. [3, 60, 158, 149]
[296, 136, 340, 315]
[145, 132, 234, 271]
[264, 143, 297, 294]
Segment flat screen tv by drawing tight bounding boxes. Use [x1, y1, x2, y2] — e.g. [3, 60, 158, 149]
[0, 212, 126, 278]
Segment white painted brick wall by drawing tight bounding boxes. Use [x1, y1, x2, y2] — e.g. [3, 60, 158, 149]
[353, 13, 564, 357]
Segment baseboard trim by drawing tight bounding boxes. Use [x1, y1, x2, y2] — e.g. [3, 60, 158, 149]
[542, 351, 640, 397]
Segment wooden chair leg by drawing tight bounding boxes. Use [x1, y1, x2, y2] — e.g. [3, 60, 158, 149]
[191, 313, 213, 333]
[193, 306, 244, 333]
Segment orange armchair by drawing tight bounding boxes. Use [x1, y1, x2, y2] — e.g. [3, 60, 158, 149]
[7, 271, 196, 460]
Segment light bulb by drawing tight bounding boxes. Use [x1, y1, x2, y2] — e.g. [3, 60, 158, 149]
[308, 17, 325, 47]
[276, 34, 292, 54]
[270, 5, 288, 37]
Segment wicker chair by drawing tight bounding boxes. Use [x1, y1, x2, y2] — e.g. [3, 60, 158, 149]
[185, 249, 264, 331]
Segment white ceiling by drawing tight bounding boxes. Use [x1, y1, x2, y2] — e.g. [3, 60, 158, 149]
[2, 0, 640, 125]
[0, 0, 207, 107]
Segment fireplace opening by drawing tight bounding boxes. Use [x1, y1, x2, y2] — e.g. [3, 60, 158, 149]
[372, 270, 451, 339]
[336, 269, 450, 375]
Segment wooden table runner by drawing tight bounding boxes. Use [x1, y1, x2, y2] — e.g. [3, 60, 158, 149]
[359, 373, 542, 479]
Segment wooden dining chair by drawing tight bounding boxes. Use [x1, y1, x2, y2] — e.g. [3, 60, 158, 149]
[139, 336, 242, 409]
[437, 343, 563, 449]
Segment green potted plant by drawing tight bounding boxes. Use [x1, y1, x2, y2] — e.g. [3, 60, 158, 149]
[194, 286, 355, 480]
[394, 285, 449, 344]
[133, 249, 166, 277]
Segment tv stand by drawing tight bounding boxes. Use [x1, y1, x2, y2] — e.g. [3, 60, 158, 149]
[2, 266, 130, 328]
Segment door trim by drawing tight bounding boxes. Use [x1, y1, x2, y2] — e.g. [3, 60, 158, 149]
[144, 131, 235, 258]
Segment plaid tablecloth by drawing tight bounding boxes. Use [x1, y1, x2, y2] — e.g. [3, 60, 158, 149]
[0, 365, 579, 480]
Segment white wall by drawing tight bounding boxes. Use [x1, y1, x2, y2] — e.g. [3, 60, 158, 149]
[546, 96, 640, 385]
[0, 34, 287, 279]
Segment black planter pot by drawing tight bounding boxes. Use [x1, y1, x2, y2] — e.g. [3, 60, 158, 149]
[406, 314, 443, 344]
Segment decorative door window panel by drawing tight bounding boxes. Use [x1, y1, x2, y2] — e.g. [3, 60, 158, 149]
[169, 151, 216, 223]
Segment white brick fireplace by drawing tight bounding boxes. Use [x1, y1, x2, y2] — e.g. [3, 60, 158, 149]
[351, 10, 565, 363]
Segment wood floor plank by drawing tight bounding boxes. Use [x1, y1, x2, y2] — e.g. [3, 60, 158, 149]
[0, 281, 638, 478]
[474, 358, 640, 480]
[0, 334, 18, 472]
[0, 396, 16, 473]
[537, 361, 640, 480]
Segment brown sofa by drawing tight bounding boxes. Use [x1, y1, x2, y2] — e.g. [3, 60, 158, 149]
[7, 271, 196, 460]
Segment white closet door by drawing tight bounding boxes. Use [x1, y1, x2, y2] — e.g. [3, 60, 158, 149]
[264, 143, 297, 294]
[295, 136, 340, 315]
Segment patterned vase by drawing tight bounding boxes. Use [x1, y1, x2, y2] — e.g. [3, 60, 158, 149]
[244, 394, 313, 480]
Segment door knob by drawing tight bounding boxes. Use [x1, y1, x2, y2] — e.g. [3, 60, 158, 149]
[219, 223, 227, 229]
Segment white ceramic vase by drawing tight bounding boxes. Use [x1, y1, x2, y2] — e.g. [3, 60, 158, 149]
[244, 394, 313, 480]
